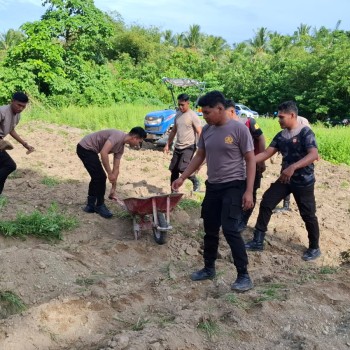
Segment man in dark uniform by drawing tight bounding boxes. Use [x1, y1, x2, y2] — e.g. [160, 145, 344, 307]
[172, 91, 256, 292]
[245, 101, 321, 261]
[225, 99, 266, 231]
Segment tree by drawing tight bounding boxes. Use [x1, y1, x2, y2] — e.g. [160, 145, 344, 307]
[0, 29, 26, 51]
[183, 24, 203, 49]
[246, 27, 271, 55]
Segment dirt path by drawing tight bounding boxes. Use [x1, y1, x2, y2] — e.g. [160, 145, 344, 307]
[0, 122, 349, 350]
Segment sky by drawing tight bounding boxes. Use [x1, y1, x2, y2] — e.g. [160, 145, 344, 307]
[1, 0, 350, 45]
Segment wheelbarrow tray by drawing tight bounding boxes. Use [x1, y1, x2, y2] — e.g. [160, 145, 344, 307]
[123, 193, 183, 216]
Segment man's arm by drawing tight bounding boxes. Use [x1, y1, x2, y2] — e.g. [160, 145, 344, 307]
[164, 124, 177, 154]
[100, 140, 116, 182]
[194, 124, 202, 139]
[172, 148, 206, 191]
[9, 129, 35, 153]
[109, 158, 121, 199]
[242, 150, 256, 210]
[279, 147, 319, 183]
[255, 146, 278, 163]
[256, 134, 266, 173]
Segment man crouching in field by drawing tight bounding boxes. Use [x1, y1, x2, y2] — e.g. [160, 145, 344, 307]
[0, 92, 35, 196]
[77, 127, 147, 219]
[245, 101, 321, 261]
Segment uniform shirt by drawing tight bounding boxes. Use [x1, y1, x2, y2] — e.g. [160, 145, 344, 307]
[270, 126, 317, 186]
[297, 116, 310, 127]
[239, 117, 263, 154]
[0, 105, 20, 138]
[174, 109, 201, 149]
[79, 129, 126, 160]
[198, 119, 254, 184]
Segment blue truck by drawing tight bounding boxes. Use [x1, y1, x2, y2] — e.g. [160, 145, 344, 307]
[144, 77, 205, 143]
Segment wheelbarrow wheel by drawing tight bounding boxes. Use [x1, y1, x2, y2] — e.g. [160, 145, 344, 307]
[153, 212, 168, 245]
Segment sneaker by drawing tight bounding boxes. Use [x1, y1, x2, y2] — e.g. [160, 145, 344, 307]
[190, 267, 216, 281]
[302, 248, 321, 261]
[231, 273, 253, 293]
[83, 204, 95, 213]
[95, 204, 113, 219]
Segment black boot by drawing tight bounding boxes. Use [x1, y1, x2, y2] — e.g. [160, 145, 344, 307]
[83, 195, 96, 213]
[190, 267, 216, 281]
[245, 229, 265, 251]
[189, 175, 200, 192]
[231, 273, 253, 292]
[95, 197, 113, 219]
[273, 195, 291, 213]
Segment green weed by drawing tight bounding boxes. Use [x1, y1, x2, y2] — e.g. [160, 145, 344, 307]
[0, 291, 26, 319]
[254, 283, 286, 303]
[0, 196, 7, 210]
[41, 176, 60, 187]
[0, 203, 78, 240]
[319, 266, 339, 274]
[197, 318, 219, 339]
[131, 316, 149, 331]
[340, 181, 349, 189]
[178, 198, 201, 210]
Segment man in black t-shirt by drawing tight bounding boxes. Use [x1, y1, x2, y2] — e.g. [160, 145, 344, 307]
[245, 101, 321, 261]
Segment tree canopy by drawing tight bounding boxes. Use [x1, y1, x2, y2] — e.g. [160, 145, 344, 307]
[0, 0, 349, 121]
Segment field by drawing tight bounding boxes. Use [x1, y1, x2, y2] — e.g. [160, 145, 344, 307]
[0, 114, 349, 349]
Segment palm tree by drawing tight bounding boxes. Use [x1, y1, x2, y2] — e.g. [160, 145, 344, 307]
[246, 27, 271, 55]
[183, 24, 202, 49]
[203, 35, 229, 60]
[0, 29, 25, 51]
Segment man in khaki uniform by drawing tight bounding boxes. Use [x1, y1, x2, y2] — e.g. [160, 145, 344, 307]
[0, 92, 35, 195]
[164, 93, 202, 192]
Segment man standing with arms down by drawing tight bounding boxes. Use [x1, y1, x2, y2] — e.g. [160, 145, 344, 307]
[0, 92, 35, 196]
[77, 127, 147, 219]
[172, 91, 256, 292]
[245, 101, 321, 261]
[164, 93, 202, 192]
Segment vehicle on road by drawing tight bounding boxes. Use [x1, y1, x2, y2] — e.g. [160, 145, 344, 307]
[144, 77, 205, 142]
[235, 103, 259, 118]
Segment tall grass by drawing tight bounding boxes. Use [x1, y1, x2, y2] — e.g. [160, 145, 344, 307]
[24, 103, 164, 132]
[23, 105, 350, 165]
[257, 118, 350, 165]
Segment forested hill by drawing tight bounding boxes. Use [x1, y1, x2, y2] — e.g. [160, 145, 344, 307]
[0, 0, 349, 121]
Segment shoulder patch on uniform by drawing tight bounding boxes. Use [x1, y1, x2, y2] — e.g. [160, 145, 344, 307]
[254, 123, 260, 129]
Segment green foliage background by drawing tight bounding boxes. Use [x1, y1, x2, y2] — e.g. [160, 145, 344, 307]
[0, 1, 349, 165]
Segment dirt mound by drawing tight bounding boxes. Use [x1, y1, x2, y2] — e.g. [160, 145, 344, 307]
[0, 122, 349, 350]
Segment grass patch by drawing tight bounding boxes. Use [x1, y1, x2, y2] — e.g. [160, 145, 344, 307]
[0, 196, 7, 210]
[0, 291, 26, 319]
[0, 203, 78, 240]
[254, 283, 286, 303]
[41, 176, 60, 187]
[131, 316, 149, 331]
[197, 317, 219, 339]
[178, 198, 201, 210]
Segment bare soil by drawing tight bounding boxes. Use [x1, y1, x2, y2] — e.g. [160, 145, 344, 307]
[0, 122, 349, 350]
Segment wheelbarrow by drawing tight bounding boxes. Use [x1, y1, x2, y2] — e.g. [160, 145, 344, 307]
[119, 193, 183, 244]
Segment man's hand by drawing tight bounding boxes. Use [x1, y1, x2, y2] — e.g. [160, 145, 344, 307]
[278, 165, 295, 183]
[24, 143, 35, 154]
[171, 177, 184, 192]
[163, 143, 170, 154]
[242, 191, 254, 211]
[108, 173, 118, 183]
